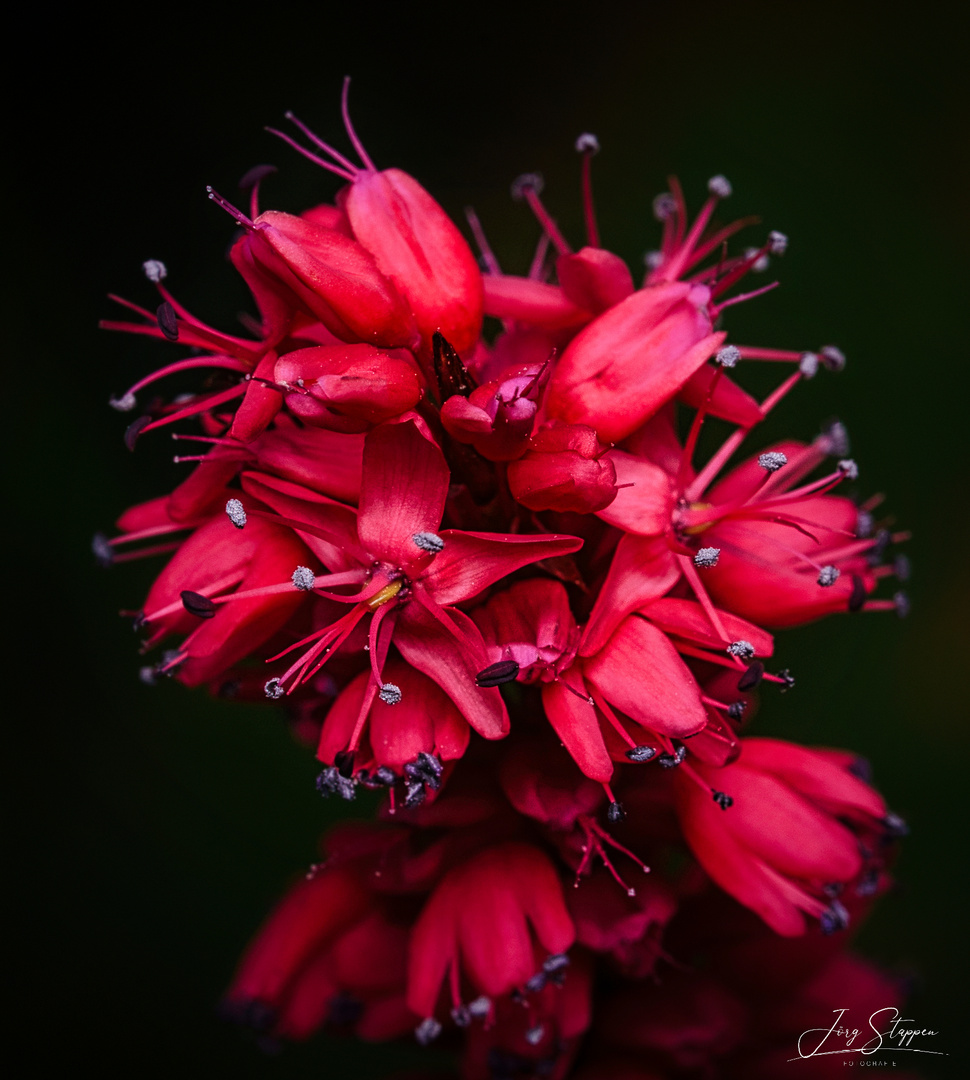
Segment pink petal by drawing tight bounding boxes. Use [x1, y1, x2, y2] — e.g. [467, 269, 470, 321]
[596, 450, 674, 535]
[542, 674, 614, 783]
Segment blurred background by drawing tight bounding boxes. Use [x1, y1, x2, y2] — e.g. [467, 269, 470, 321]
[8, 2, 966, 1075]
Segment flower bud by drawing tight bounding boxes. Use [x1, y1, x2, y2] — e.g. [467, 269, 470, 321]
[507, 421, 618, 513]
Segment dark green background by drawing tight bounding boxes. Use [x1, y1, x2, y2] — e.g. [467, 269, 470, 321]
[8, 3, 966, 1076]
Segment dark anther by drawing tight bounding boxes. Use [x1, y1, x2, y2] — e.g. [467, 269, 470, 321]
[404, 781, 427, 808]
[777, 668, 796, 692]
[180, 590, 216, 618]
[404, 752, 444, 790]
[727, 701, 747, 720]
[848, 573, 867, 612]
[855, 867, 881, 897]
[525, 971, 547, 992]
[883, 811, 909, 837]
[848, 757, 872, 782]
[543, 953, 570, 975]
[823, 881, 844, 898]
[238, 163, 278, 189]
[92, 532, 114, 568]
[868, 528, 891, 566]
[334, 749, 355, 778]
[820, 899, 850, 935]
[371, 766, 397, 787]
[156, 301, 179, 341]
[657, 746, 687, 769]
[476, 659, 521, 687]
[625, 745, 656, 763]
[712, 790, 733, 810]
[737, 661, 765, 691]
[432, 330, 477, 399]
[316, 766, 356, 801]
[894, 554, 911, 582]
[607, 801, 626, 823]
[124, 414, 152, 451]
[327, 992, 363, 1026]
[451, 1004, 472, 1027]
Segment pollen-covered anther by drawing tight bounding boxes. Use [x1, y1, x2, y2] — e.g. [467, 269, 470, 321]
[316, 766, 356, 801]
[657, 746, 687, 769]
[625, 745, 656, 763]
[694, 547, 721, 568]
[799, 352, 819, 378]
[450, 1005, 472, 1028]
[92, 533, 114, 568]
[264, 678, 284, 699]
[225, 499, 247, 529]
[475, 660, 520, 687]
[379, 683, 403, 705]
[142, 259, 167, 283]
[414, 1017, 442, 1046]
[778, 668, 796, 691]
[291, 565, 316, 591]
[727, 701, 747, 720]
[607, 801, 626, 823]
[822, 421, 851, 457]
[411, 531, 444, 554]
[708, 174, 732, 198]
[894, 555, 911, 582]
[884, 811, 909, 837]
[467, 996, 491, 1019]
[820, 898, 850, 935]
[525, 1025, 545, 1046]
[726, 640, 755, 659]
[643, 249, 664, 270]
[894, 591, 910, 618]
[744, 246, 770, 272]
[715, 345, 741, 368]
[543, 953, 570, 975]
[652, 192, 677, 221]
[712, 790, 734, 810]
[511, 172, 544, 200]
[574, 132, 600, 154]
[820, 345, 847, 371]
[767, 230, 788, 254]
[758, 451, 788, 472]
[109, 392, 137, 412]
[817, 565, 841, 587]
[837, 458, 859, 480]
[856, 510, 874, 538]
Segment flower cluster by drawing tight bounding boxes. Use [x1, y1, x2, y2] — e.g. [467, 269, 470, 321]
[100, 83, 910, 1078]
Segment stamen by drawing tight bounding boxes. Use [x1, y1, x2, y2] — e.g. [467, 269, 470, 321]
[817, 565, 840, 587]
[715, 345, 740, 368]
[525, 1025, 545, 1046]
[414, 1018, 442, 1046]
[511, 172, 544, 200]
[744, 246, 770, 272]
[464, 206, 502, 276]
[652, 192, 677, 221]
[726, 640, 755, 659]
[607, 801, 626, 823]
[467, 996, 491, 1019]
[727, 701, 747, 720]
[225, 499, 247, 529]
[778, 668, 796, 691]
[181, 590, 216, 619]
[264, 678, 284, 699]
[511, 173, 572, 256]
[92, 533, 114, 568]
[737, 661, 765, 691]
[142, 259, 167, 283]
[624, 745, 657, 763]
[820, 898, 850, 934]
[404, 752, 444, 790]
[124, 415, 152, 451]
[379, 683, 402, 705]
[366, 578, 404, 611]
[291, 566, 316, 591]
[758, 451, 788, 472]
[575, 133, 599, 154]
[884, 811, 909, 836]
[712, 790, 733, 810]
[205, 186, 255, 227]
[657, 746, 687, 769]
[821, 420, 851, 457]
[856, 509, 874, 537]
[707, 175, 732, 198]
[340, 76, 378, 172]
[644, 249, 664, 270]
[693, 547, 720, 568]
[412, 531, 444, 554]
[837, 458, 859, 480]
[894, 591, 910, 618]
[799, 352, 819, 378]
[543, 953, 570, 975]
[767, 230, 788, 254]
[451, 1005, 471, 1028]
[476, 660, 520, 687]
[109, 392, 137, 412]
[316, 766, 356, 801]
[575, 132, 600, 248]
[820, 345, 846, 371]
